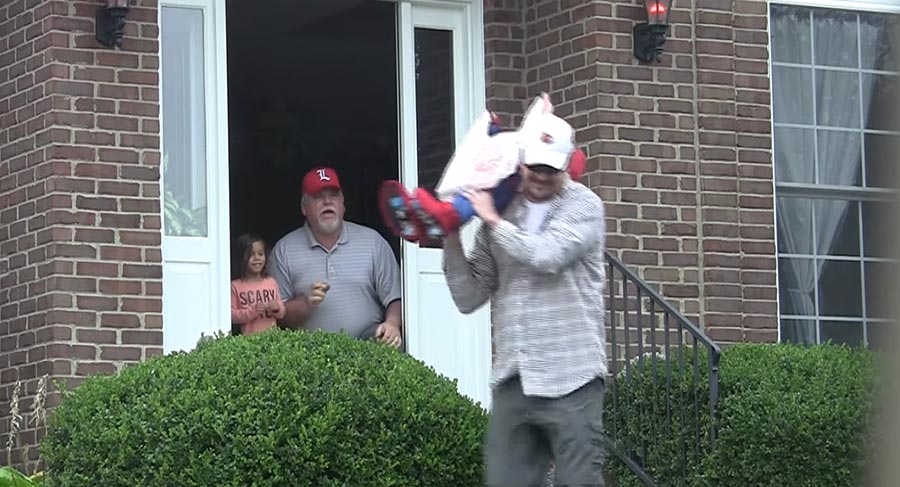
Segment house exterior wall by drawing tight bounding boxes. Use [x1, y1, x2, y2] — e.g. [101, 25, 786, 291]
[485, 0, 778, 344]
[0, 0, 778, 471]
[0, 0, 162, 467]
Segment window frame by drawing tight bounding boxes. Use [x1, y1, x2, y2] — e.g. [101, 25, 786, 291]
[769, 0, 899, 347]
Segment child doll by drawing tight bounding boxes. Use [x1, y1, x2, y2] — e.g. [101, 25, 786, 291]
[230, 234, 285, 335]
[378, 94, 586, 243]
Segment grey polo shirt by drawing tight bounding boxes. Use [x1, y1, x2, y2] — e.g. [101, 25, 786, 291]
[267, 221, 402, 339]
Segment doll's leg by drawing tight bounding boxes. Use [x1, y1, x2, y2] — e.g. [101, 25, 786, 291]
[411, 188, 460, 238]
[416, 173, 519, 233]
[378, 180, 424, 242]
[403, 115, 506, 238]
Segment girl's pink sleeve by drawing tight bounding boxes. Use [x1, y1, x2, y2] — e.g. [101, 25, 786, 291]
[270, 278, 286, 319]
[231, 282, 257, 324]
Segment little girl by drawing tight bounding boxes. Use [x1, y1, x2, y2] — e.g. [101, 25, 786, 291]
[230, 234, 285, 335]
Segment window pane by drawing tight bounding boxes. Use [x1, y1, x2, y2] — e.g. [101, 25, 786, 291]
[780, 318, 816, 345]
[771, 5, 812, 64]
[864, 133, 899, 189]
[778, 257, 816, 316]
[816, 130, 861, 187]
[865, 261, 895, 319]
[860, 13, 899, 72]
[814, 10, 858, 68]
[862, 201, 893, 258]
[820, 320, 864, 346]
[777, 197, 813, 255]
[861, 74, 899, 131]
[161, 7, 208, 237]
[814, 199, 859, 257]
[816, 70, 860, 128]
[414, 27, 455, 248]
[774, 127, 815, 184]
[773, 66, 814, 124]
[818, 259, 862, 317]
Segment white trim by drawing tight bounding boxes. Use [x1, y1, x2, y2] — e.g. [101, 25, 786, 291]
[159, 0, 231, 351]
[769, 0, 900, 13]
[397, 1, 419, 352]
[212, 0, 231, 338]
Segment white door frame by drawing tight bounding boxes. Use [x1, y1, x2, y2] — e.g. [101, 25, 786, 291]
[393, 0, 493, 407]
[159, 0, 231, 352]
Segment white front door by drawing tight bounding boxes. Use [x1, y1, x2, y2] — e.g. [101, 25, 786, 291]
[159, 0, 231, 353]
[397, 0, 493, 408]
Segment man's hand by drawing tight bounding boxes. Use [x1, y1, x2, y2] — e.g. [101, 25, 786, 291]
[374, 322, 402, 349]
[307, 281, 329, 308]
[462, 189, 501, 226]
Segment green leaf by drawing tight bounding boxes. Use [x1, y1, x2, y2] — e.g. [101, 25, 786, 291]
[0, 467, 35, 487]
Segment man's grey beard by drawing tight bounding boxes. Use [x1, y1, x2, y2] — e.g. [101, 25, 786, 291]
[317, 218, 341, 235]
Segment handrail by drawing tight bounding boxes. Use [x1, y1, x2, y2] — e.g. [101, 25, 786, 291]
[603, 250, 722, 487]
[605, 251, 722, 356]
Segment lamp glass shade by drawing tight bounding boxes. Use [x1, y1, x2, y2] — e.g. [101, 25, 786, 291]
[643, 0, 672, 25]
[108, 0, 129, 8]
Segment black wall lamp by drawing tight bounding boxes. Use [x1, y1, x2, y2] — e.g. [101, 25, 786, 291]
[96, 0, 131, 48]
[633, 0, 672, 63]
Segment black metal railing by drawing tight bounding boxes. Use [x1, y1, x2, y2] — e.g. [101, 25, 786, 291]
[603, 251, 722, 487]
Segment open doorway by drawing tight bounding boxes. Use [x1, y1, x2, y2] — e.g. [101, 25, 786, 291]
[226, 0, 400, 271]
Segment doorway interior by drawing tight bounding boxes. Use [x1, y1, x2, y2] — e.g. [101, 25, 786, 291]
[226, 0, 401, 274]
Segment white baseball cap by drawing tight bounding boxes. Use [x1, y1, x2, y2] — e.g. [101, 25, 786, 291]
[521, 113, 576, 171]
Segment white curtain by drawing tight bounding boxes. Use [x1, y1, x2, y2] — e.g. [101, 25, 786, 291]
[773, 9, 881, 344]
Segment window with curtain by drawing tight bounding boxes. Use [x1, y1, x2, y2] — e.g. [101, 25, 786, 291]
[771, 4, 898, 349]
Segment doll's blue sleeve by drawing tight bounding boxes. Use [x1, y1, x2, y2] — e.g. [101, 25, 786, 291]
[450, 174, 520, 226]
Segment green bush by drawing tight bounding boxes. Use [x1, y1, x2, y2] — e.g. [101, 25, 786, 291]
[706, 343, 877, 487]
[605, 343, 878, 487]
[42, 329, 488, 487]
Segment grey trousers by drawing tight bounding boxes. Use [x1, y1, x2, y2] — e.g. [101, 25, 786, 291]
[485, 375, 607, 487]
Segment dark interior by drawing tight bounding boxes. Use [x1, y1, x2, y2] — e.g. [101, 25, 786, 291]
[226, 0, 400, 262]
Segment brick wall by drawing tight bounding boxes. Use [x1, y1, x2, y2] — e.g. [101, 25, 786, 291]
[484, 0, 528, 126]
[0, 0, 162, 469]
[484, 0, 778, 343]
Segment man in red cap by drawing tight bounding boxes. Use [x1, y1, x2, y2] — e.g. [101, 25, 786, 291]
[267, 167, 403, 348]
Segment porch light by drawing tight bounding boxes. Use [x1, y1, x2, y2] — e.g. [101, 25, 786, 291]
[96, 0, 130, 49]
[633, 0, 672, 63]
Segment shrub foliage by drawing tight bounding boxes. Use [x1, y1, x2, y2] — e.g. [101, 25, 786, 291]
[605, 343, 878, 487]
[42, 329, 488, 487]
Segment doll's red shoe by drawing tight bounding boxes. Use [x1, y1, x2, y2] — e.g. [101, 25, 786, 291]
[412, 187, 460, 238]
[378, 180, 424, 242]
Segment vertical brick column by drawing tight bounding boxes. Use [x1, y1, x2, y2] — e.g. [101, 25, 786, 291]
[733, 0, 777, 343]
[0, 0, 162, 470]
[484, 0, 527, 126]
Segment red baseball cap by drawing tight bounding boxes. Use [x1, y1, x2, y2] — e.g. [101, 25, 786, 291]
[302, 167, 342, 195]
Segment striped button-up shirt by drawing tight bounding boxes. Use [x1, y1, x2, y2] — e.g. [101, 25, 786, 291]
[442, 179, 609, 398]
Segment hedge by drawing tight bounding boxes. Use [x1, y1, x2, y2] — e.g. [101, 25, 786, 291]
[41, 329, 488, 487]
[605, 343, 878, 487]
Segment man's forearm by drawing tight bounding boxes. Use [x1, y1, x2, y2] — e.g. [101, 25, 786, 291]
[279, 296, 311, 329]
[384, 300, 402, 329]
[441, 230, 493, 314]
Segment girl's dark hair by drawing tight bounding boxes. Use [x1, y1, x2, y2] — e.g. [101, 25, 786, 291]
[231, 233, 268, 280]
